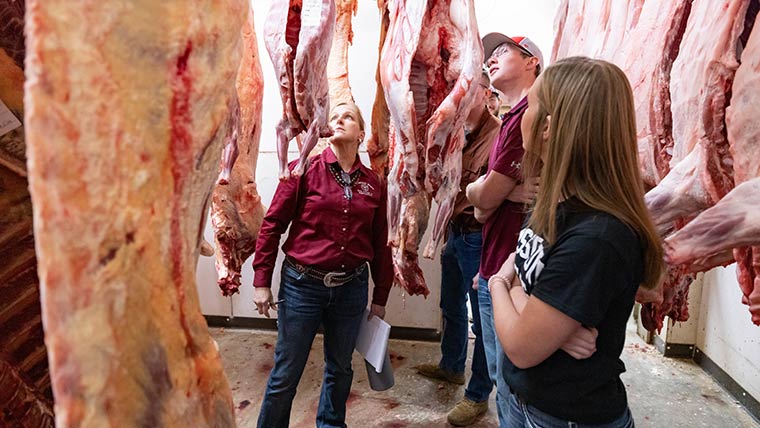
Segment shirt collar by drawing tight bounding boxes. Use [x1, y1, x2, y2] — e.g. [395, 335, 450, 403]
[503, 96, 529, 120]
[322, 146, 365, 176]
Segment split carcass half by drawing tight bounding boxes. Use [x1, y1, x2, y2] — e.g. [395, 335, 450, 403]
[617, 0, 692, 189]
[380, 0, 428, 198]
[380, 0, 481, 295]
[645, 0, 749, 231]
[327, 0, 358, 105]
[367, 0, 392, 176]
[664, 12, 760, 324]
[24, 0, 246, 426]
[422, 0, 483, 258]
[309, 0, 360, 158]
[211, 8, 267, 296]
[264, 0, 336, 180]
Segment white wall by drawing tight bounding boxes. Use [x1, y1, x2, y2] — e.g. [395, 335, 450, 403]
[696, 266, 760, 400]
[196, 0, 561, 328]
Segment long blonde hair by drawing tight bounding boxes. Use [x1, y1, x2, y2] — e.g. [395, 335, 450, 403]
[522, 57, 664, 289]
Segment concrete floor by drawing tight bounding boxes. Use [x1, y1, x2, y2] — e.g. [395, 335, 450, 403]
[213, 322, 759, 428]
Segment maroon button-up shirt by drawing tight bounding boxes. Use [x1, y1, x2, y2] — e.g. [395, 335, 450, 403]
[252, 147, 393, 306]
[480, 96, 529, 279]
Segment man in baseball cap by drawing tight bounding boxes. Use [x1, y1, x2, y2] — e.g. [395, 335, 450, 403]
[482, 32, 544, 75]
[464, 31, 543, 427]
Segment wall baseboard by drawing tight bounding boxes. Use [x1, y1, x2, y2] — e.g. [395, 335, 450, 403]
[693, 347, 760, 424]
[652, 335, 695, 359]
[204, 315, 441, 342]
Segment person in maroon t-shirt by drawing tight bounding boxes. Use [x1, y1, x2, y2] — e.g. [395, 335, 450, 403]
[465, 33, 542, 426]
[252, 102, 393, 428]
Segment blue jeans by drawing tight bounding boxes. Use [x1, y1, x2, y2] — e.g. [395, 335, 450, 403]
[257, 261, 369, 428]
[478, 275, 510, 426]
[506, 392, 635, 428]
[439, 229, 492, 403]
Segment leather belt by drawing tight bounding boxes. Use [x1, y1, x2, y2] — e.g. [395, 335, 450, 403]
[285, 256, 366, 287]
[449, 213, 482, 235]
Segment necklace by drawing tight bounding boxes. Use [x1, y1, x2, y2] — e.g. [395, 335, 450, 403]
[328, 164, 361, 200]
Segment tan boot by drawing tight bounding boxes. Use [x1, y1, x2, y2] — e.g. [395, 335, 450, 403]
[414, 363, 465, 385]
[447, 397, 488, 426]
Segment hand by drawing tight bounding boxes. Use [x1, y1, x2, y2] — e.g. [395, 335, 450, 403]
[474, 206, 495, 223]
[494, 252, 517, 283]
[561, 326, 598, 359]
[368, 304, 386, 320]
[465, 175, 486, 202]
[253, 287, 277, 318]
[506, 177, 540, 204]
[471, 274, 480, 291]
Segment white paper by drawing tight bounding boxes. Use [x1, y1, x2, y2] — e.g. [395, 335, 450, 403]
[0, 100, 22, 137]
[355, 309, 391, 373]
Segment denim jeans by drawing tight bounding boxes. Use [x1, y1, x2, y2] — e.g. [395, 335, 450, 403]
[478, 275, 509, 426]
[506, 391, 636, 428]
[439, 229, 492, 403]
[257, 261, 369, 428]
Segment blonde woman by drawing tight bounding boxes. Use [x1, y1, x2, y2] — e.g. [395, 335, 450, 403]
[489, 57, 664, 427]
[252, 102, 392, 428]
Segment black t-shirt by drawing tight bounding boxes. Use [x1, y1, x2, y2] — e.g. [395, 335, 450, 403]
[505, 199, 644, 424]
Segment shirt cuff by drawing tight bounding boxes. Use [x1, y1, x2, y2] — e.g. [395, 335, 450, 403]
[371, 285, 390, 307]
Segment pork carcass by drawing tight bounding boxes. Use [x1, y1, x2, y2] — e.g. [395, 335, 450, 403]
[0, 0, 26, 176]
[367, 0, 392, 176]
[211, 8, 267, 297]
[645, 0, 749, 231]
[24, 0, 246, 426]
[264, 0, 336, 180]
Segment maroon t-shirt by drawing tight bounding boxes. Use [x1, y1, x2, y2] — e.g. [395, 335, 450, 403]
[252, 147, 393, 306]
[480, 96, 529, 279]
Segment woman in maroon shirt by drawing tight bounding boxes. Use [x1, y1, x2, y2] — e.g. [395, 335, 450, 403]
[252, 102, 393, 428]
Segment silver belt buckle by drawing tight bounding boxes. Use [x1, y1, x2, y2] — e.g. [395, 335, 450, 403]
[323, 272, 344, 287]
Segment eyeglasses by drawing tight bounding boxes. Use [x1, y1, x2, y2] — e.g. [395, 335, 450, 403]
[489, 44, 510, 61]
[488, 43, 534, 63]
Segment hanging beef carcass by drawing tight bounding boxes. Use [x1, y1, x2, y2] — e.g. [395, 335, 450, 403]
[24, 0, 246, 426]
[367, 0, 392, 176]
[264, 0, 336, 180]
[552, 0, 645, 62]
[381, 0, 430, 295]
[327, 0, 358, 105]
[645, 0, 749, 232]
[306, 0, 360, 158]
[664, 13, 760, 324]
[617, 0, 692, 189]
[421, 0, 483, 259]
[211, 8, 267, 296]
[380, 0, 482, 295]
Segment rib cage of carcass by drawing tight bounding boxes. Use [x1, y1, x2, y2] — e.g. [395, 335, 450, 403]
[264, 0, 336, 180]
[552, 0, 760, 328]
[378, 0, 483, 296]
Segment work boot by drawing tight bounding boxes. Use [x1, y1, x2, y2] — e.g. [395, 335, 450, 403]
[414, 363, 465, 385]
[447, 397, 488, 426]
